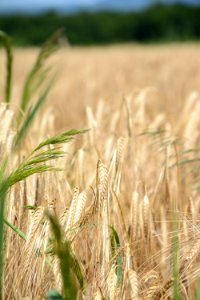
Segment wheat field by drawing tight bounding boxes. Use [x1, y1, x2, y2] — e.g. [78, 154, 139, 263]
[1, 44, 200, 299]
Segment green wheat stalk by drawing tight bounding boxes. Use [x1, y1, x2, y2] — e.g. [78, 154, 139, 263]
[0, 31, 13, 106]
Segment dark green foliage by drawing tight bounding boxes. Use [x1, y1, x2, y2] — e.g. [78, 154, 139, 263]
[0, 4, 200, 46]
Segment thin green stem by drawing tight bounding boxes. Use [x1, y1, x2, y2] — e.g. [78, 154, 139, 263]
[0, 31, 13, 106]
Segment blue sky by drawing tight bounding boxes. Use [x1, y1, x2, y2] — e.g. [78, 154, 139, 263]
[0, 0, 200, 14]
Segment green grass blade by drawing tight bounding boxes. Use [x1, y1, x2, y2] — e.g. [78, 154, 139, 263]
[70, 253, 84, 290]
[0, 163, 9, 300]
[20, 29, 63, 115]
[4, 218, 26, 240]
[172, 210, 181, 300]
[8, 165, 57, 187]
[15, 77, 54, 148]
[195, 277, 200, 299]
[34, 129, 88, 152]
[46, 211, 79, 300]
[0, 187, 6, 300]
[182, 147, 200, 154]
[110, 226, 123, 286]
[10, 127, 87, 187]
[23, 149, 65, 166]
[0, 31, 13, 106]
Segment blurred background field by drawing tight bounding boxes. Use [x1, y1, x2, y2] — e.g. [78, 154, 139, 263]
[1, 44, 200, 129]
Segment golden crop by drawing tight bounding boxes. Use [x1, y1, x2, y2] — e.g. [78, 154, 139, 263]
[1, 44, 200, 299]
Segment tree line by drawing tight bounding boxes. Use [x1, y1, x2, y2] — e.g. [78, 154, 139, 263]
[0, 4, 200, 46]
